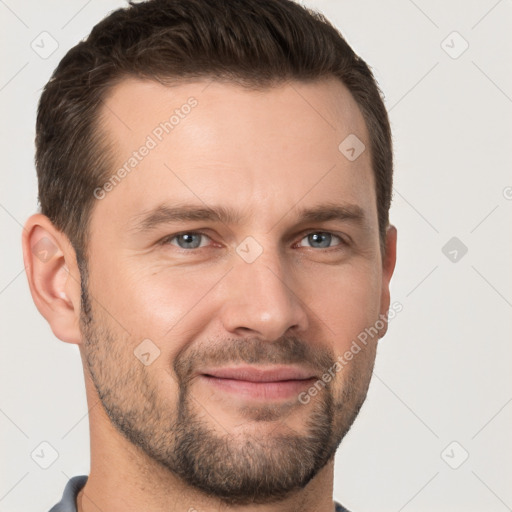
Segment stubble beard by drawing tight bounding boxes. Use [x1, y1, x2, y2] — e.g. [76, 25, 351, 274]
[79, 276, 374, 506]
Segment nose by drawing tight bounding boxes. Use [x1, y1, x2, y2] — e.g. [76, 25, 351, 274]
[218, 251, 309, 341]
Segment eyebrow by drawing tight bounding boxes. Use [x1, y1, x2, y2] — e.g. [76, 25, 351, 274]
[128, 202, 367, 234]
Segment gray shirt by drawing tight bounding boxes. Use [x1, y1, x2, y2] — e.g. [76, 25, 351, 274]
[48, 475, 351, 512]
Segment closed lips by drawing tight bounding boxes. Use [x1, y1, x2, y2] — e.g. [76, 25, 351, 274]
[200, 366, 317, 382]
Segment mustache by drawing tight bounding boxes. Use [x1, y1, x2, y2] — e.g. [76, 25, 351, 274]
[173, 335, 336, 384]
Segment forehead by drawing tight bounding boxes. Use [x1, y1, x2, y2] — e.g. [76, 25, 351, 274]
[92, 77, 376, 234]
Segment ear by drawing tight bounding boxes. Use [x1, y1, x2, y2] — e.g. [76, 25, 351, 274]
[378, 224, 397, 338]
[21, 213, 83, 345]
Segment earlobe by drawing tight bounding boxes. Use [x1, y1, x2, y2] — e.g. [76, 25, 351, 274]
[22, 214, 83, 345]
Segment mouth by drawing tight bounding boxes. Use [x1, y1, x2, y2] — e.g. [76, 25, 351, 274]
[199, 365, 318, 401]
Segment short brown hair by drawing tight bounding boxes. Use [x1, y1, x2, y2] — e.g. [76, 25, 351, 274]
[36, 0, 393, 265]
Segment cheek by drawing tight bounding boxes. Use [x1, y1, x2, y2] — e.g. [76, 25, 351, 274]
[89, 246, 382, 356]
[104, 263, 229, 340]
[302, 262, 382, 350]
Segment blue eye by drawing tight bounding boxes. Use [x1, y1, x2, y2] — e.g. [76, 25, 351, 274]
[161, 231, 344, 251]
[168, 232, 209, 249]
[299, 232, 343, 249]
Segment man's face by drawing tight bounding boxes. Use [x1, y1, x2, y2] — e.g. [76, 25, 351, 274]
[80, 77, 394, 505]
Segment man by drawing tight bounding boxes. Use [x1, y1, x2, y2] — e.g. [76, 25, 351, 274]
[22, 0, 397, 511]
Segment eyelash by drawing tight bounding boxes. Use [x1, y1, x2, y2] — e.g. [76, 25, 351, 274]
[158, 230, 348, 251]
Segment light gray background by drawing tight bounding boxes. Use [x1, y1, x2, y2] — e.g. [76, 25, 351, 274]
[1, 1, 511, 511]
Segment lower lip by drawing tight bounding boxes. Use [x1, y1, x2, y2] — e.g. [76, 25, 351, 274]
[201, 375, 316, 400]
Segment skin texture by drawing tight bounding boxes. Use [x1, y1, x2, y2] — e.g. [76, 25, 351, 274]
[23, 77, 397, 512]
